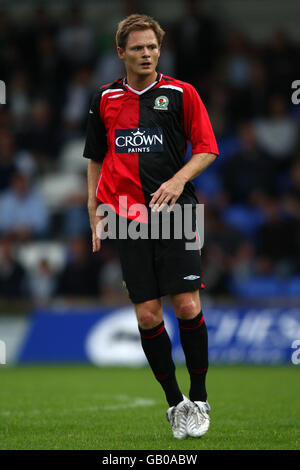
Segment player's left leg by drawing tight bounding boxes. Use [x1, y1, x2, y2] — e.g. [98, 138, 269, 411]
[170, 290, 210, 437]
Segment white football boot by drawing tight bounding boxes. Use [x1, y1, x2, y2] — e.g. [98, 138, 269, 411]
[166, 395, 191, 439]
[186, 401, 211, 437]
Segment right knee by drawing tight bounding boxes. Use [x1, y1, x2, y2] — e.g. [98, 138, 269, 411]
[135, 301, 163, 330]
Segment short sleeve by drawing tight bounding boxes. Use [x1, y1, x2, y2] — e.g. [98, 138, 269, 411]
[83, 92, 108, 162]
[182, 83, 219, 156]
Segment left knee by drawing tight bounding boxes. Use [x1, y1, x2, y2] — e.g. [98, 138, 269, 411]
[175, 299, 199, 319]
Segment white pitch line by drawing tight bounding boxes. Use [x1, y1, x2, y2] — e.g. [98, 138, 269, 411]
[0, 397, 156, 417]
[103, 398, 155, 410]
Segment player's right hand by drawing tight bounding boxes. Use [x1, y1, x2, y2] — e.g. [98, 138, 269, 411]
[88, 209, 104, 252]
[92, 228, 101, 252]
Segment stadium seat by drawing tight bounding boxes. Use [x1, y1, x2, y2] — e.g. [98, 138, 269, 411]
[38, 173, 86, 211]
[222, 204, 266, 238]
[59, 138, 88, 173]
[230, 275, 300, 298]
[15, 241, 66, 272]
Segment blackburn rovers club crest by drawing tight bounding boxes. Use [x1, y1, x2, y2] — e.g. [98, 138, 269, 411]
[154, 95, 169, 110]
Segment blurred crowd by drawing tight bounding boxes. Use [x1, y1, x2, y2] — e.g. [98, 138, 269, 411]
[1, 1, 300, 304]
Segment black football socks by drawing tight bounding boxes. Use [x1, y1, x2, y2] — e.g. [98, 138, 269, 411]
[177, 311, 208, 402]
[139, 321, 183, 407]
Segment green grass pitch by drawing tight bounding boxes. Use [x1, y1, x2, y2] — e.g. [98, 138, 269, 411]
[0, 364, 299, 450]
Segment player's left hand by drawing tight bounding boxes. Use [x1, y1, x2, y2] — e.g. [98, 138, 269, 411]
[149, 176, 185, 212]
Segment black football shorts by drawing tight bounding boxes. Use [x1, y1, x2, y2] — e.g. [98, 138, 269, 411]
[115, 209, 203, 303]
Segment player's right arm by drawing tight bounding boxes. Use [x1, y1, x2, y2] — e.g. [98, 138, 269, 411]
[87, 159, 103, 252]
[83, 90, 108, 252]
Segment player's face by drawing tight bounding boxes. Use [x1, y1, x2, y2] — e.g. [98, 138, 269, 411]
[118, 29, 160, 80]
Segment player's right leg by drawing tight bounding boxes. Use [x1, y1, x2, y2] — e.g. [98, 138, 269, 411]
[134, 299, 189, 439]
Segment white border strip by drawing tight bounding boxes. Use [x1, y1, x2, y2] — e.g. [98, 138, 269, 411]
[102, 88, 124, 97]
[108, 93, 124, 99]
[159, 85, 183, 93]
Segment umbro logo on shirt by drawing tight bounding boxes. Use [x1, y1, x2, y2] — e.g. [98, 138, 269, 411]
[115, 128, 163, 153]
[183, 275, 201, 280]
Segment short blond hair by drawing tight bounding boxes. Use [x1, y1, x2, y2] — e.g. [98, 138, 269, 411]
[116, 14, 165, 50]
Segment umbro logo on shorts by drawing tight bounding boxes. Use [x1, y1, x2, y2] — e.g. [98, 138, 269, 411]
[183, 275, 200, 280]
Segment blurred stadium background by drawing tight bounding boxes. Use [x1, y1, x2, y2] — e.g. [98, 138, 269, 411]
[0, 0, 300, 375]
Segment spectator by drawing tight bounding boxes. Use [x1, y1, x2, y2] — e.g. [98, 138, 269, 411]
[18, 5, 57, 81]
[62, 172, 90, 237]
[284, 157, 300, 216]
[257, 195, 298, 275]
[0, 235, 26, 298]
[35, 34, 64, 102]
[205, 206, 244, 257]
[56, 237, 102, 297]
[173, 0, 220, 87]
[57, 4, 96, 70]
[26, 258, 57, 303]
[92, 45, 124, 86]
[263, 30, 297, 98]
[222, 122, 276, 203]
[206, 83, 233, 138]
[202, 206, 244, 294]
[62, 67, 93, 137]
[0, 171, 49, 241]
[8, 71, 31, 132]
[0, 132, 17, 192]
[99, 242, 127, 303]
[225, 31, 252, 89]
[242, 59, 270, 119]
[0, 10, 11, 71]
[21, 99, 59, 166]
[253, 94, 298, 165]
[202, 243, 229, 295]
[229, 241, 256, 283]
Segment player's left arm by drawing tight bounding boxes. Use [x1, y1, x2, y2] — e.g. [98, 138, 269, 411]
[149, 152, 216, 212]
[150, 83, 219, 212]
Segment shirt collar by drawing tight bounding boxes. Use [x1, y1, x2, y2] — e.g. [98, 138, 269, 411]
[123, 73, 163, 95]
